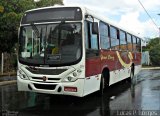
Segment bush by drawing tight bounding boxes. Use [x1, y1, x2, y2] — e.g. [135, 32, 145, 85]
[149, 45, 160, 66]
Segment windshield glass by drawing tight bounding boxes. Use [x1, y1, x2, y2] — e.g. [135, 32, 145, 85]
[19, 23, 82, 66]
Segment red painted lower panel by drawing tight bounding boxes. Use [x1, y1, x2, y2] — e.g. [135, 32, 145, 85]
[85, 50, 141, 77]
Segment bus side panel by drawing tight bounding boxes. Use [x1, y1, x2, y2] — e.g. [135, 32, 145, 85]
[99, 50, 141, 85]
[83, 50, 141, 95]
[83, 56, 101, 96]
[133, 52, 142, 66]
[100, 50, 122, 85]
[85, 57, 101, 77]
[100, 50, 121, 71]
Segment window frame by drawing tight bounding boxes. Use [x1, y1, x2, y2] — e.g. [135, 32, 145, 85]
[119, 30, 128, 51]
[109, 25, 120, 50]
[99, 21, 110, 50]
[132, 35, 137, 52]
[136, 37, 141, 52]
[85, 20, 100, 58]
[127, 33, 133, 51]
[89, 22, 99, 50]
[85, 20, 99, 50]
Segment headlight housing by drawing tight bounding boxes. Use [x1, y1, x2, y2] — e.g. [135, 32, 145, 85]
[62, 69, 82, 82]
[63, 76, 77, 82]
[18, 70, 29, 80]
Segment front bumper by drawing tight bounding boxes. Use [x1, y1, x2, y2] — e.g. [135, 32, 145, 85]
[17, 75, 85, 97]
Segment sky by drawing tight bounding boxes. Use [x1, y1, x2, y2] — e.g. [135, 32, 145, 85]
[63, 0, 160, 39]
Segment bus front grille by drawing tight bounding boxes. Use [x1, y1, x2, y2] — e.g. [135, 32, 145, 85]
[26, 67, 67, 75]
[31, 77, 61, 81]
[33, 84, 56, 90]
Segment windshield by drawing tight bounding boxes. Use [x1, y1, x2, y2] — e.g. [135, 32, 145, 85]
[19, 23, 82, 66]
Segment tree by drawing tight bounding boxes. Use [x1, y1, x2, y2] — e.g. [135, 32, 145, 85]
[143, 37, 160, 66]
[35, 0, 63, 7]
[149, 44, 160, 66]
[143, 37, 160, 51]
[0, 0, 63, 54]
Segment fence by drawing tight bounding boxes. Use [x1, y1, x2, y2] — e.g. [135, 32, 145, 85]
[0, 52, 17, 74]
[142, 51, 150, 65]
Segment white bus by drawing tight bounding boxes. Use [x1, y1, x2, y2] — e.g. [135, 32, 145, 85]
[17, 6, 142, 97]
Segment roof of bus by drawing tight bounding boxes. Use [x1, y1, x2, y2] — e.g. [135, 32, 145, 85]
[25, 5, 81, 12]
[25, 5, 144, 40]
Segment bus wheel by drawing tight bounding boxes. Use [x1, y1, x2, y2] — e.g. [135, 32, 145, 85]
[99, 71, 109, 96]
[130, 66, 134, 83]
[103, 70, 109, 89]
[99, 74, 105, 96]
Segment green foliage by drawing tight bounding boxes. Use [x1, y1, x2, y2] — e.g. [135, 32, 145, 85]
[144, 37, 160, 51]
[0, 0, 63, 53]
[144, 37, 160, 66]
[149, 44, 160, 66]
[35, 0, 63, 7]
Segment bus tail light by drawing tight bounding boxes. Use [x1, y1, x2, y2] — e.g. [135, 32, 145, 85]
[64, 87, 77, 92]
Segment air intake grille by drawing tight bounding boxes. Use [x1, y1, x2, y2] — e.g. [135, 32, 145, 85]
[26, 67, 67, 75]
[34, 84, 56, 90]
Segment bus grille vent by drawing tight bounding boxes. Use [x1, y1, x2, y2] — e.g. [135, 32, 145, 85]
[33, 84, 56, 90]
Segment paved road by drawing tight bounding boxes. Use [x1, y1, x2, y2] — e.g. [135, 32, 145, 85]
[0, 69, 160, 116]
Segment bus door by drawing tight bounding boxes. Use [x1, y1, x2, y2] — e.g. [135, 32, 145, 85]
[84, 21, 101, 94]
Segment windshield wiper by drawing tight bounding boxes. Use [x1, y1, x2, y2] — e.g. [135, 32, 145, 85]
[31, 22, 40, 38]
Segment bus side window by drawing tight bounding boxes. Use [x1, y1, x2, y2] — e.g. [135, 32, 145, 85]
[132, 36, 137, 51]
[85, 21, 99, 50]
[99, 21, 110, 49]
[110, 26, 119, 50]
[127, 33, 132, 51]
[90, 23, 99, 49]
[137, 38, 141, 52]
[120, 30, 127, 51]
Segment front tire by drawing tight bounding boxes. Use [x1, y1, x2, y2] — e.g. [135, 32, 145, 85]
[99, 74, 105, 95]
[98, 71, 109, 96]
[130, 66, 134, 83]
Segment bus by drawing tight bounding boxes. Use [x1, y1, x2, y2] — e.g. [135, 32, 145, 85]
[17, 6, 142, 97]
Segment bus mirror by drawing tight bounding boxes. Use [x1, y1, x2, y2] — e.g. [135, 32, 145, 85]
[92, 22, 98, 34]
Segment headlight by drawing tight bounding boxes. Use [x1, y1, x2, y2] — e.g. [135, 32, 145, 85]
[61, 66, 83, 82]
[72, 72, 77, 77]
[62, 69, 82, 82]
[62, 76, 77, 82]
[19, 70, 29, 80]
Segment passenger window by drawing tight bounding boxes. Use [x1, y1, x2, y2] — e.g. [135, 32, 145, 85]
[91, 34, 98, 49]
[132, 36, 137, 51]
[127, 34, 132, 51]
[99, 22, 110, 49]
[120, 30, 127, 51]
[110, 26, 119, 50]
[90, 23, 98, 49]
[85, 21, 99, 50]
[137, 38, 141, 52]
